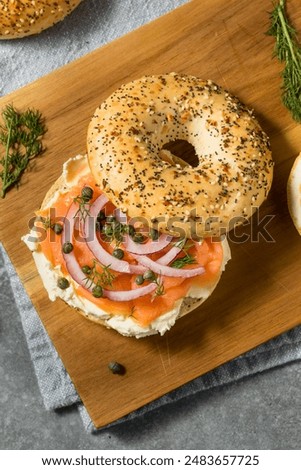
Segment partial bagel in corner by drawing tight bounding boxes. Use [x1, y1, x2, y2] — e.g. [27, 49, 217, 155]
[0, 0, 82, 39]
[287, 152, 301, 235]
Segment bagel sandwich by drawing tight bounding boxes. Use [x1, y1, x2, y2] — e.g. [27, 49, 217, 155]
[22, 73, 274, 338]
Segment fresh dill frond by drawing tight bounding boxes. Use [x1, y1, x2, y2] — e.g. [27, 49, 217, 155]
[151, 276, 165, 300]
[41, 216, 52, 230]
[267, 0, 301, 121]
[172, 238, 197, 268]
[101, 216, 130, 245]
[73, 195, 91, 222]
[170, 253, 197, 269]
[154, 278, 165, 297]
[0, 104, 46, 198]
[83, 259, 115, 289]
[98, 263, 115, 287]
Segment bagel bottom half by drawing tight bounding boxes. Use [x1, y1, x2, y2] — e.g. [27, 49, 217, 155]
[22, 155, 231, 338]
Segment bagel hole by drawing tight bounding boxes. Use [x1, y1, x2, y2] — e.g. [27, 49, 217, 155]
[161, 140, 199, 168]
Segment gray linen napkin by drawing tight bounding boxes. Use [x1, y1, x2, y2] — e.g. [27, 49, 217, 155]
[2, 242, 301, 432]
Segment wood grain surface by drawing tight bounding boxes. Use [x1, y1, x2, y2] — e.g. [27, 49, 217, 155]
[1, 0, 301, 428]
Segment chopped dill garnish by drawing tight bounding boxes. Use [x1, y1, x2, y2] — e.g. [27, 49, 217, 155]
[154, 277, 165, 297]
[171, 238, 197, 268]
[151, 276, 165, 300]
[73, 195, 91, 222]
[83, 259, 115, 289]
[170, 253, 197, 269]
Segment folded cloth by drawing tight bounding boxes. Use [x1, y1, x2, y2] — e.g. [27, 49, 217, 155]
[2, 242, 301, 432]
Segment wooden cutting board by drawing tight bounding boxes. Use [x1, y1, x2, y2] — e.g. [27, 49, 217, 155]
[1, 0, 301, 429]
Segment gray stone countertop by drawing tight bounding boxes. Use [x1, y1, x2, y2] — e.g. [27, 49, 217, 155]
[0, 0, 301, 450]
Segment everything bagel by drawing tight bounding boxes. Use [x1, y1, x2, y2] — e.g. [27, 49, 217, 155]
[87, 73, 273, 239]
[0, 0, 82, 39]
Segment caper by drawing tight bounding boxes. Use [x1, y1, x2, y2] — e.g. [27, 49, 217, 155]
[96, 211, 106, 231]
[112, 248, 124, 260]
[92, 285, 103, 298]
[135, 274, 144, 285]
[132, 233, 145, 244]
[62, 241, 73, 254]
[143, 270, 156, 281]
[81, 265, 92, 275]
[57, 277, 70, 289]
[52, 223, 63, 235]
[149, 228, 159, 240]
[81, 186, 94, 201]
[108, 361, 126, 375]
[97, 210, 106, 222]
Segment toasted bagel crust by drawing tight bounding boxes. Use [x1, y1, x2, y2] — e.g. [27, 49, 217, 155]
[0, 0, 82, 39]
[87, 73, 273, 239]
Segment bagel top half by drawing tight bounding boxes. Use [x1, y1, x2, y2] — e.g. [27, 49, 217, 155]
[0, 0, 82, 39]
[87, 73, 273, 239]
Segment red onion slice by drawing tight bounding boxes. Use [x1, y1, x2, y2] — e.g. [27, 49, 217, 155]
[103, 283, 156, 301]
[115, 208, 173, 255]
[135, 255, 205, 278]
[123, 232, 172, 255]
[62, 203, 88, 287]
[156, 246, 182, 265]
[62, 202, 156, 300]
[82, 195, 144, 274]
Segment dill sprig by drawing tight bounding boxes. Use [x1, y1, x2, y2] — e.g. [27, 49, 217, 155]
[154, 281, 165, 297]
[171, 238, 197, 268]
[267, 0, 301, 121]
[152, 276, 165, 299]
[41, 216, 52, 230]
[170, 253, 197, 269]
[83, 259, 115, 289]
[73, 195, 91, 222]
[101, 217, 129, 245]
[0, 104, 46, 198]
